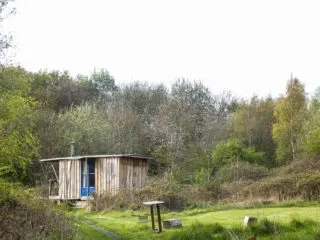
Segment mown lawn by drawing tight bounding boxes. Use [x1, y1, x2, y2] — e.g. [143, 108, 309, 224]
[75, 205, 320, 239]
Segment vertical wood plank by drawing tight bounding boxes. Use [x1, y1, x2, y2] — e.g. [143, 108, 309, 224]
[96, 159, 98, 195]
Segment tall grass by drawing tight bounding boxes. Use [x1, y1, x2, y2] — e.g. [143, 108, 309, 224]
[164, 218, 320, 240]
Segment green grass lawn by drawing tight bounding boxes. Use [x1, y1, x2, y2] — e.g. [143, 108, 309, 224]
[75, 205, 320, 239]
[75, 221, 111, 240]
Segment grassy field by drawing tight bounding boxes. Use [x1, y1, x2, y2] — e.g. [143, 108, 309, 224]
[75, 205, 320, 239]
[75, 221, 111, 240]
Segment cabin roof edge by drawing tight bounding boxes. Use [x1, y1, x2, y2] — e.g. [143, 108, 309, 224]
[39, 153, 153, 162]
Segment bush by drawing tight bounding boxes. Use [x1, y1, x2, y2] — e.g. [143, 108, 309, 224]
[92, 179, 186, 211]
[0, 179, 75, 240]
[249, 218, 279, 235]
[297, 172, 320, 200]
[214, 162, 270, 183]
[232, 170, 320, 201]
[90, 176, 222, 211]
[278, 157, 320, 175]
[212, 139, 266, 167]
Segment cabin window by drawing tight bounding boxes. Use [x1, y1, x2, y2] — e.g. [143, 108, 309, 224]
[88, 159, 95, 187]
[81, 158, 95, 196]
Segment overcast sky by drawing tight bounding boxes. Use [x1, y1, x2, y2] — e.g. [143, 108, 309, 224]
[4, 0, 320, 97]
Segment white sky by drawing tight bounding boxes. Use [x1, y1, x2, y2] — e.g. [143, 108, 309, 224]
[3, 0, 320, 97]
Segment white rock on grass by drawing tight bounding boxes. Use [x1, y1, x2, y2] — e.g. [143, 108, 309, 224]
[243, 216, 258, 226]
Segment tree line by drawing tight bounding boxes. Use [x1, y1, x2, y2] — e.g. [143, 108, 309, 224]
[1, 65, 320, 185]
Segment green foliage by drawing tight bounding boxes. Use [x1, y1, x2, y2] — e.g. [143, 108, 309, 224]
[0, 178, 75, 239]
[273, 78, 306, 164]
[212, 139, 242, 167]
[238, 170, 320, 201]
[178, 143, 211, 184]
[289, 218, 309, 229]
[4, 61, 320, 214]
[242, 148, 265, 164]
[0, 67, 31, 96]
[170, 79, 214, 143]
[90, 68, 118, 99]
[249, 218, 279, 235]
[91, 176, 186, 211]
[0, 67, 38, 182]
[120, 82, 168, 120]
[194, 168, 211, 186]
[297, 172, 320, 201]
[104, 99, 149, 153]
[149, 79, 228, 178]
[212, 139, 266, 168]
[230, 96, 275, 161]
[304, 128, 320, 155]
[30, 70, 89, 111]
[300, 98, 320, 155]
[54, 103, 112, 156]
[29, 69, 118, 112]
[214, 162, 269, 183]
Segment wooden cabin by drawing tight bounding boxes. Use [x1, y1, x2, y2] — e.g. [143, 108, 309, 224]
[40, 154, 150, 201]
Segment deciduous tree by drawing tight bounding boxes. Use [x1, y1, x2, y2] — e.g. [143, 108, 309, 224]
[272, 77, 306, 164]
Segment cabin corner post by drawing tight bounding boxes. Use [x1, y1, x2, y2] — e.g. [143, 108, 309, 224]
[117, 157, 120, 195]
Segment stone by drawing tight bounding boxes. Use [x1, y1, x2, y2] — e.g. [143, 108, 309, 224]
[243, 216, 258, 226]
[163, 218, 182, 229]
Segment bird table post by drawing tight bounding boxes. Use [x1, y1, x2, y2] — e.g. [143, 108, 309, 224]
[156, 204, 162, 232]
[143, 201, 165, 233]
[150, 205, 155, 230]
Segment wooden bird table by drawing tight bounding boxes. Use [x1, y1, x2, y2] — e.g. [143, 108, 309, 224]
[142, 201, 165, 233]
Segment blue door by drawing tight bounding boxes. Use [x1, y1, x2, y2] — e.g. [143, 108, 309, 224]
[81, 158, 95, 197]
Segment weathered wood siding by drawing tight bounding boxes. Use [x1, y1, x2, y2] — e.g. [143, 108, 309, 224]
[59, 160, 81, 200]
[95, 157, 120, 196]
[119, 157, 148, 189]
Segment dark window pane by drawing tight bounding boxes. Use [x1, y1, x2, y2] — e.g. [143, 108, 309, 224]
[89, 174, 95, 187]
[88, 160, 95, 173]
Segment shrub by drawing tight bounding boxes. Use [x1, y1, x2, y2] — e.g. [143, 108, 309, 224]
[278, 157, 320, 175]
[90, 176, 222, 211]
[0, 179, 75, 240]
[232, 170, 320, 201]
[91, 178, 186, 211]
[212, 139, 266, 167]
[214, 162, 270, 183]
[297, 172, 320, 200]
[249, 218, 279, 235]
[289, 218, 305, 229]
